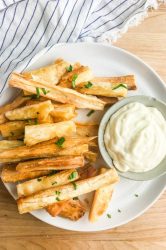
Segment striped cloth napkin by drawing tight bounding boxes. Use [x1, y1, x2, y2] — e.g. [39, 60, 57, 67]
[0, 0, 162, 95]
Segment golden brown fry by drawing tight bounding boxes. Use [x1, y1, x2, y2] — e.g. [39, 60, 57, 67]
[17, 168, 119, 214]
[59, 66, 93, 88]
[0, 121, 28, 137]
[46, 200, 69, 217]
[1, 165, 51, 183]
[79, 164, 98, 180]
[0, 114, 7, 124]
[9, 73, 105, 110]
[51, 104, 76, 122]
[0, 140, 24, 151]
[0, 136, 93, 163]
[92, 75, 137, 90]
[59, 199, 86, 221]
[17, 169, 79, 197]
[23, 58, 70, 85]
[16, 155, 84, 172]
[97, 96, 119, 106]
[24, 121, 76, 146]
[0, 94, 30, 115]
[89, 168, 116, 222]
[76, 123, 98, 137]
[5, 100, 54, 123]
[84, 151, 98, 162]
[76, 81, 127, 97]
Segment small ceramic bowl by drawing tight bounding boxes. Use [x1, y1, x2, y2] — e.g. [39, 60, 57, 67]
[98, 95, 166, 181]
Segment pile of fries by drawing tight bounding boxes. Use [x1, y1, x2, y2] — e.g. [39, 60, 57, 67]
[0, 58, 137, 222]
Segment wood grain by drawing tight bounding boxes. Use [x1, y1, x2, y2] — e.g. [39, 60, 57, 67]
[0, 4, 166, 250]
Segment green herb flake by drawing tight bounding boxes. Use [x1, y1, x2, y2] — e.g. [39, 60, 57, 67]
[107, 213, 112, 218]
[112, 83, 128, 90]
[68, 171, 77, 180]
[118, 209, 121, 213]
[56, 197, 60, 201]
[41, 88, 49, 95]
[134, 194, 139, 197]
[55, 190, 61, 195]
[85, 81, 93, 89]
[73, 197, 78, 200]
[34, 118, 38, 125]
[37, 178, 42, 182]
[72, 182, 77, 190]
[71, 74, 78, 88]
[55, 137, 65, 147]
[66, 65, 73, 72]
[36, 87, 40, 98]
[52, 181, 57, 186]
[87, 110, 95, 117]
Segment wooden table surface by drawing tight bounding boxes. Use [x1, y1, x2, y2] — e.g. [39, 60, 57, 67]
[0, 4, 166, 250]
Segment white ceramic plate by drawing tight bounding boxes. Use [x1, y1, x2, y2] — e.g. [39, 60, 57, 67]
[1, 43, 166, 232]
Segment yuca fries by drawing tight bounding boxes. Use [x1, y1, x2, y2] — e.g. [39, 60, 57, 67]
[5, 100, 54, 122]
[0, 136, 93, 163]
[0, 140, 24, 151]
[17, 169, 79, 197]
[76, 81, 127, 97]
[16, 156, 84, 172]
[1, 165, 51, 183]
[59, 66, 93, 87]
[0, 121, 30, 137]
[51, 104, 76, 122]
[76, 123, 98, 137]
[92, 75, 137, 90]
[17, 168, 119, 214]
[23, 58, 70, 85]
[24, 120, 76, 146]
[89, 168, 115, 222]
[84, 151, 98, 162]
[9, 73, 105, 110]
[46, 199, 86, 221]
[0, 114, 7, 125]
[98, 96, 119, 106]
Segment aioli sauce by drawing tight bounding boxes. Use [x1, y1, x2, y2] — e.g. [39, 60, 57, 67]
[104, 102, 166, 172]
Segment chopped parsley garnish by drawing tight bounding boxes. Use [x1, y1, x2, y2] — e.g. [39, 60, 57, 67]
[41, 88, 49, 95]
[37, 178, 42, 182]
[55, 190, 61, 195]
[107, 213, 111, 218]
[73, 197, 78, 200]
[34, 118, 38, 125]
[85, 81, 93, 88]
[87, 110, 95, 117]
[112, 83, 128, 90]
[68, 171, 77, 180]
[118, 209, 121, 213]
[52, 181, 57, 185]
[71, 74, 78, 88]
[56, 197, 60, 201]
[134, 194, 139, 197]
[66, 65, 73, 72]
[55, 137, 65, 147]
[36, 87, 40, 98]
[72, 182, 77, 190]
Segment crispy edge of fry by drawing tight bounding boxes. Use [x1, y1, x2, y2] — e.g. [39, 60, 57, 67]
[17, 168, 79, 197]
[50, 104, 76, 122]
[0, 114, 8, 124]
[76, 123, 98, 137]
[97, 96, 119, 106]
[1, 165, 51, 183]
[24, 120, 76, 146]
[84, 151, 98, 163]
[0, 120, 28, 137]
[16, 155, 84, 172]
[9, 73, 105, 110]
[92, 75, 137, 90]
[89, 168, 116, 222]
[46, 200, 69, 217]
[17, 168, 119, 214]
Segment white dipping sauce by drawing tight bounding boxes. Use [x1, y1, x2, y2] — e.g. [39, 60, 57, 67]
[104, 102, 166, 172]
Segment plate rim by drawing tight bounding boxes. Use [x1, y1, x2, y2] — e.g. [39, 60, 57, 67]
[2, 42, 166, 232]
